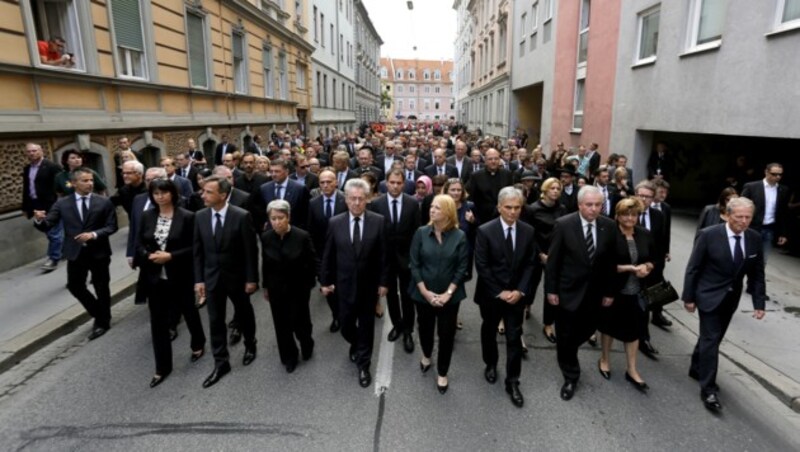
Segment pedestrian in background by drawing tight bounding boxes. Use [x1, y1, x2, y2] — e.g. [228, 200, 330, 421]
[55, 150, 107, 197]
[697, 187, 738, 231]
[22, 142, 63, 272]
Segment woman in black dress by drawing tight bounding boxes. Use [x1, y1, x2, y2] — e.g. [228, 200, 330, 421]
[260, 199, 317, 373]
[527, 177, 567, 343]
[443, 178, 477, 330]
[598, 197, 655, 392]
[136, 179, 206, 388]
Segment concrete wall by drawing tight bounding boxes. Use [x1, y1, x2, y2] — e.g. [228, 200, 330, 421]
[610, 1, 800, 171]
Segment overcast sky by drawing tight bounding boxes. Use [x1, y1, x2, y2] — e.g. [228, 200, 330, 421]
[361, 0, 457, 61]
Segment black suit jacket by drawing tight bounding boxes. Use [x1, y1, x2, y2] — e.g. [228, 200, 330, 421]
[126, 192, 152, 260]
[560, 185, 579, 213]
[375, 155, 401, 177]
[193, 205, 258, 291]
[741, 180, 790, 237]
[307, 193, 348, 274]
[235, 173, 270, 195]
[545, 213, 617, 312]
[682, 224, 766, 312]
[474, 218, 537, 303]
[260, 227, 316, 298]
[467, 168, 516, 225]
[290, 172, 320, 190]
[35, 194, 118, 261]
[136, 207, 195, 287]
[446, 156, 473, 182]
[22, 159, 61, 216]
[214, 143, 237, 165]
[258, 179, 310, 230]
[368, 194, 421, 272]
[424, 163, 459, 179]
[321, 211, 389, 305]
[613, 226, 658, 291]
[177, 165, 199, 191]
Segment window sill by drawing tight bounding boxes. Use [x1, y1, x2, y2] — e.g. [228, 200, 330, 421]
[680, 40, 721, 58]
[569, 128, 582, 135]
[765, 21, 800, 38]
[631, 57, 656, 69]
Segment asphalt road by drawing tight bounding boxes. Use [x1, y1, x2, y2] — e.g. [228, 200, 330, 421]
[1, 273, 799, 451]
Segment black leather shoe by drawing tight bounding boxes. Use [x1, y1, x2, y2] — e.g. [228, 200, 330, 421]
[702, 393, 722, 412]
[420, 360, 432, 374]
[651, 312, 673, 328]
[302, 340, 314, 361]
[229, 328, 242, 346]
[149, 372, 170, 388]
[359, 369, 372, 388]
[688, 369, 699, 381]
[543, 327, 557, 344]
[587, 335, 598, 347]
[169, 329, 178, 341]
[403, 333, 415, 353]
[329, 319, 341, 333]
[285, 362, 297, 373]
[202, 362, 231, 388]
[87, 327, 108, 341]
[484, 366, 497, 384]
[639, 341, 659, 360]
[505, 382, 524, 407]
[625, 372, 649, 392]
[560, 381, 576, 401]
[598, 360, 611, 380]
[387, 327, 401, 342]
[243, 345, 257, 366]
[190, 348, 205, 363]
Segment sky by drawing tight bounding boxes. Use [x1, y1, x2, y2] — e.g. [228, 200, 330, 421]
[361, 0, 457, 61]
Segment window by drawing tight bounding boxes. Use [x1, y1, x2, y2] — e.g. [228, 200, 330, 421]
[434, 70, 441, 80]
[408, 69, 415, 79]
[320, 13, 325, 47]
[572, 78, 585, 130]
[397, 84, 404, 93]
[434, 99, 440, 110]
[332, 77, 337, 107]
[31, 0, 87, 71]
[424, 85, 431, 94]
[110, 0, 147, 79]
[434, 86, 440, 93]
[380, 66, 387, 77]
[423, 70, 430, 80]
[519, 12, 527, 57]
[323, 74, 328, 106]
[232, 31, 247, 93]
[296, 61, 306, 90]
[779, 0, 800, 26]
[635, 6, 660, 64]
[530, 2, 538, 52]
[330, 24, 334, 54]
[279, 52, 288, 99]
[339, 33, 343, 61]
[186, 11, 208, 88]
[313, 6, 318, 42]
[395, 70, 403, 79]
[687, 0, 725, 50]
[409, 100, 415, 110]
[498, 22, 507, 62]
[578, 0, 590, 65]
[409, 85, 415, 93]
[397, 99, 403, 110]
[424, 99, 430, 110]
[544, 0, 554, 21]
[496, 89, 504, 122]
[263, 47, 274, 97]
[316, 71, 321, 105]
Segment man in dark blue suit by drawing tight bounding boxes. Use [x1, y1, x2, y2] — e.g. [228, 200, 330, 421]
[321, 178, 388, 388]
[307, 170, 348, 332]
[424, 148, 459, 179]
[257, 158, 310, 231]
[161, 157, 194, 200]
[34, 168, 118, 340]
[682, 197, 766, 412]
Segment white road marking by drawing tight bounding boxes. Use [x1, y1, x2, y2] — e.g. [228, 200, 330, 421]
[374, 299, 395, 396]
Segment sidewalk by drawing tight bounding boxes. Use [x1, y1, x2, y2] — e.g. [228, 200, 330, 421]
[0, 227, 137, 373]
[0, 218, 799, 412]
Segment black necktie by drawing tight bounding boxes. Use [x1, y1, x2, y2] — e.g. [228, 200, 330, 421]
[80, 196, 88, 224]
[585, 223, 595, 261]
[214, 213, 223, 247]
[275, 184, 283, 200]
[439, 167, 443, 175]
[392, 199, 399, 226]
[639, 213, 647, 229]
[352, 217, 362, 255]
[505, 226, 514, 255]
[733, 235, 743, 267]
[408, 170, 413, 181]
[325, 198, 332, 218]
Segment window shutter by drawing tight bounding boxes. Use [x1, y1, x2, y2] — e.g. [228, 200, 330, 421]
[111, 0, 144, 51]
[187, 13, 207, 87]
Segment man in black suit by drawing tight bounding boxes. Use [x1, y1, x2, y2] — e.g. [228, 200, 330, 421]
[403, 155, 424, 186]
[375, 140, 401, 177]
[352, 148, 384, 181]
[22, 143, 63, 272]
[161, 157, 194, 200]
[307, 170, 348, 332]
[469, 148, 484, 174]
[546, 186, 617, 401]
[634, 181, 668, 358]
[474, 186, 537, 408]
[111, 160, 146, 218]
[234, 153, 269, 195]
[175, 152, 199, 191]
[741, 163, 789, 260]
[33, 168, 118, 340]
[559, 167, 579, 213]
[447, 140, 473, 183]
[593, 166, 616, 218]
[586, 143, 602, 180]
[193, 176, 259, 388]
[651, 178, 674, 328]
[647, 142, 675, 181]
[682, 197, 766, 411]
[321, 178, 388, 388]
[467, 149, 515, 226]
[214, 134, 236, 166]
[369, 169, 421, 353]
[424, 148, 458, 179]
[332, 150, 356, 191]
[185, 138, 204, 162]
[257, 159, 310, 231]
[290, 154, 320, 190]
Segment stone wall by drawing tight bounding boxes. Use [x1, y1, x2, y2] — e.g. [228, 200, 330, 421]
[0, 140, 52, 213]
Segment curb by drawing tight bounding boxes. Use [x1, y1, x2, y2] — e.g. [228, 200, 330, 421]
[666, 308, 800, 414]
[0, 273, 138, 375]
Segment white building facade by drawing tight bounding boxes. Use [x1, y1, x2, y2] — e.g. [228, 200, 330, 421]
[354, 0, 383, 126]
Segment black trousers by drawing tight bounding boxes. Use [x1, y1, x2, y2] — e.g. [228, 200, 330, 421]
[387, 266, 415, 333]
[339, 291, 376, 371]
[67, 253, 111, 329]
[268, 289, 314, 366]
[207, 283, 256, 367]
[555, 300, 598, 383]
[530, 265, 556, 326]
[479, 299, 525, 384]
[417, 301, 458, 377]
[148, 279, 206, 375]
[690, 292, 740, 396]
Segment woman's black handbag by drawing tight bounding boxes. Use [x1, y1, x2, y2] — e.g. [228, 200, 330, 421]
[641, 280, 679, 310]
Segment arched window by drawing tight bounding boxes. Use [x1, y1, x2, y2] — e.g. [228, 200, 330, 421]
[434, 70, 441, 80]
[423, 69, 431, 80]
[408, 69, 415, 79]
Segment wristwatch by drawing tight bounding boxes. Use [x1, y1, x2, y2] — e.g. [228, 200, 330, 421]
[446, 289, 454, 295]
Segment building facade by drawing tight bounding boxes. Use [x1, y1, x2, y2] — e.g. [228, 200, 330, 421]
[309, 0, 356, 137]
[353, 0, 382, 126]
[452, 0, 474, 126]
[0, 0, 314, 271]
[380, 57, 455, 121]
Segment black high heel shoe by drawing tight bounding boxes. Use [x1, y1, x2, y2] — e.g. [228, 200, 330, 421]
[625, 372, 649, 392]
[598, 360, 611, 380]
[437, 377, 448, 394]
[420, 360, 432, 374]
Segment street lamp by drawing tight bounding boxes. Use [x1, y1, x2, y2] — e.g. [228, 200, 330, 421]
[407, 1, 413, 10]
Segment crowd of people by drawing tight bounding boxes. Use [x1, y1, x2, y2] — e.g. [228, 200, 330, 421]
[20, 121, 787, 412]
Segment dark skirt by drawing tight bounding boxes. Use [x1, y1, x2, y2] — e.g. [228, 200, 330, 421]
[598, 293, 642, 343]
